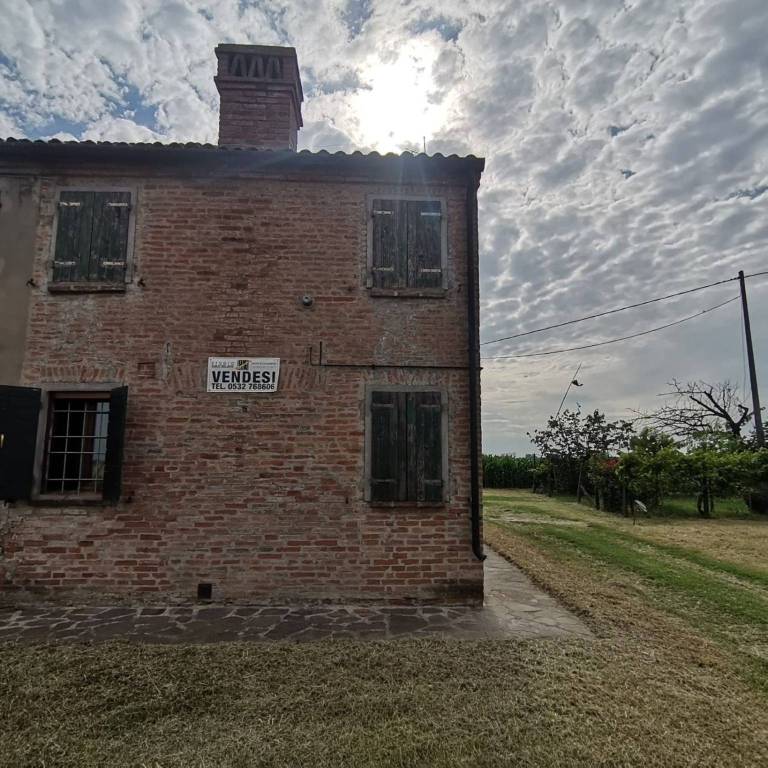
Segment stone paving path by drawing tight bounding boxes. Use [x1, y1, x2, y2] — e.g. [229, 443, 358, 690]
[483, 550, 592, 639]
[0, 549, 591, 644]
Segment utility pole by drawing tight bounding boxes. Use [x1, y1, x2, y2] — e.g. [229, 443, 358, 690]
[739, 270, 764, 447]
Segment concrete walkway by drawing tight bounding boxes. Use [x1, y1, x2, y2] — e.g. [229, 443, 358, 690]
[0, 549, 591, 644]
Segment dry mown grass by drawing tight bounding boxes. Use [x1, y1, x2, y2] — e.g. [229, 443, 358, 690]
[627, 520, 768, 572]
[1, 493, 767, 767]
[2, 631, 768, 767]
[484, 522, 768, 764]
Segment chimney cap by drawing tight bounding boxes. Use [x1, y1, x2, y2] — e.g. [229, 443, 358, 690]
[214, 43, 303, 104]
[214, 43, 298, 57]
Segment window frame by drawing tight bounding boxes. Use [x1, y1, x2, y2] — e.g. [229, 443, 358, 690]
[363, 384, 449, 506]
[30, 383, 123, 504]
[47, 185, 138, 293]
[365, 193, 448, 297]
[40, 392, 111, 499]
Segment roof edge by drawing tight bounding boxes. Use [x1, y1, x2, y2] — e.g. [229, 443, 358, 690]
[0, 137, 485, 176]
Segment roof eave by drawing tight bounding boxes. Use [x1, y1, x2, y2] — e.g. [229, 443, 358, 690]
[0, 139, 485, 180]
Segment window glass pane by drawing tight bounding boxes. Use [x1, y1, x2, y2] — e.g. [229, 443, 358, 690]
[64, 452, 81, 480]
[46, 452, 65, 482]
[93, 437, 107, 463]
[83, 409, 96, 437]
[52, 410, 69, 434]
[95, 410, 109, 438]
[68, 410, 85, 436]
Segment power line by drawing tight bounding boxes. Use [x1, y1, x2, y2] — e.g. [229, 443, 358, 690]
[482, 296, 739, 360]
[481, 270, 768, 347]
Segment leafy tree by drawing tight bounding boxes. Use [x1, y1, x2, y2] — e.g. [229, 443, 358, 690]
[528, 408, 633, 496]
[530, 409, 633, 462]
[617, 445, 686, 513]
[629, 427, 677, 454]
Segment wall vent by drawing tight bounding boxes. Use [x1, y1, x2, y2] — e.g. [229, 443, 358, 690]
[197, 582, 213, 601]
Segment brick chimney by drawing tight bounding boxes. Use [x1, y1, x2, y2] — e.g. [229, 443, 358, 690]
[214, 44, 304, 151]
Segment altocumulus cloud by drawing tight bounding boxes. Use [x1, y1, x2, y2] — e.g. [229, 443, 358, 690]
[1, 0, 766, 452]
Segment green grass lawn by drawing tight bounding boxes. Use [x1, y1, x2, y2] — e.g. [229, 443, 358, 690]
[2, 491, 768, 767]
[537, 492, 753, 519]
[660, 495, 752, 518]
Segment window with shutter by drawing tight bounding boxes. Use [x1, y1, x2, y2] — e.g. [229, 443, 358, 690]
[52, 190, 132, 285]
[369, 389, 444, 503]
[42, 394, 111, 495]
[369, 197, 445, 292]
[24, 386, 129, 503]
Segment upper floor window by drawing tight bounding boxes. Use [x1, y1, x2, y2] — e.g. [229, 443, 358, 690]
[368, 197, 446, 292]
[52, 190, 133, 286]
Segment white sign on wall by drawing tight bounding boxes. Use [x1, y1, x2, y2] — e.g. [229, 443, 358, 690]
[207, 357, 280, 393]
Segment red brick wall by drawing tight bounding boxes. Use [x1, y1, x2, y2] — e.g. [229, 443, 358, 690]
[1, 169, 483, 605]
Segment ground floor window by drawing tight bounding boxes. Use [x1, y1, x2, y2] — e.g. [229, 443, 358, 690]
[43, 394, 111, 495]
[368, 388, 445, 503]
[0, 385, 128, 504]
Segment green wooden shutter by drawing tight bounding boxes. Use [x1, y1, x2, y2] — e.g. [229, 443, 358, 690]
[103, 386, 128, 503]
[407, 200, 442, 289]
[370, 391, 407, 501]
[53, 191, 130, 283]
[53, 191, 96, 282]
[0, 385, 41, 501]
[412, 391, 443, 502]
[91, 192, 131, 282]
[370, 390, 444, 503]
[371, 199, 406, 288]
[414, 392, 444, 501]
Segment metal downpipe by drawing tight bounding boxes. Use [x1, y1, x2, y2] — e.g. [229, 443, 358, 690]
[466, 172, 485, 562]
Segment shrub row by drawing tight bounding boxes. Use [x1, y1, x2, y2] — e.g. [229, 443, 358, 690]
[482, 454, 539, 489]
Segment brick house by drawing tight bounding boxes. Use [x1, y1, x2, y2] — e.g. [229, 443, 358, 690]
[0, 44, 485, 605]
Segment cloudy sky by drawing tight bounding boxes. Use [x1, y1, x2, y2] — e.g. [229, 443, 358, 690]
[2, 0, 766, 453]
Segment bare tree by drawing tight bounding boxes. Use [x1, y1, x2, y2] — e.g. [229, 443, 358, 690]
[634, 379, 753, 441]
